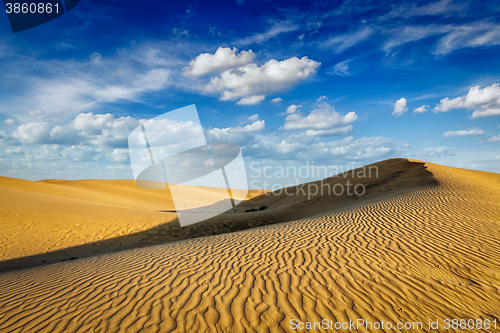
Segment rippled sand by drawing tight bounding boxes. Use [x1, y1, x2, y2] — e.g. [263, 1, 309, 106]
[0, 159, 499, 332]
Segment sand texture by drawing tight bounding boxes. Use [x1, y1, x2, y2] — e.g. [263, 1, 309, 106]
[0, 177, 261, 271]
[0, 159, 499, 332]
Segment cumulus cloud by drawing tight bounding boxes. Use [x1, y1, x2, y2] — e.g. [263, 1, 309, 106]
[11, 113, 140, 147]
[183, 47, 255, 76]
[5, 147, 22, 155]
[392, 98, 408, 116]
[282, 102, 357, 136]
[413, 105, 429, 114]
[229, 120, 265, 133]
[284, 104, 301, 115]
[29, 109, 45, 116]
[485, 135, 500, 143]
[471, 108, 500, 118]
[4, 118, 14, 125]
[270, 97, 283, 104]
[206, 120, 265, 144]
[305, 126, 354, 136]
[206, 56, 320, 101]
[443, 127, 485, 138]
[434, 83, 500, 118]
[245, 134, 396, 163]
[13, 122, 52, 144]
[0, 130, 18, 146]
[236, 95, 266, 105]
[247, 114, 259, 122]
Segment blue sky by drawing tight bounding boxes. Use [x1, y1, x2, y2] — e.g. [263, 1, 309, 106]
[0, 0, 499, 187]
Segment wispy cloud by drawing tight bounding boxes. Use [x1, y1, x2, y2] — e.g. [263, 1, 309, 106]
[412, 146, 456, 157]
[236, 95, 266, 105]
[443, 127, 485, 137]
[328, 59, 351, 76]
[320, 27, 374, 53]
[236, 21, 299, 45]
[382, 21, 500, 55]
[380, 0, 465, 20]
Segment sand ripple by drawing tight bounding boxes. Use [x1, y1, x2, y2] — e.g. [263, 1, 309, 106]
[0, 161, 499, 332]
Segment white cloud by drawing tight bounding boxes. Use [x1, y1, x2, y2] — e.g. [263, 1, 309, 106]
[382, 22, 500, 55]
[434, 83, 500, 117]
[5, 147, 22, 155]
[206, 56, 320, 101]
[4, 118, 14, 125]
[305, 125, 354, 136]
[392, 98, 408, 116]
[236, 95, 266, 105]
[271, 97, 283, 104]
[381, 0, 464, 20]
[61, 144, 101, 162]
[330, 60, 351, 76]
[485, 135, 500, 143]
[0, 43, 178, 121]
[0, 130, 18, 146]
[229, 120, 265, 133]
[321, 27, 374, 53]
[413, 146, 456, 157]
[248, 114, 259, 122]
[245, 134, 397, 163]
[435, 22, 500, 55]
[413, 105, 429, 114]
[236, 21, 298, 45]
[11, 113, 140, 147]
[109, 148, 130, 163]
[280, 104, 302, 116]
[282, 102, 357, 136]
[443, 127, 485, 138]
[183, 47, 255, 77]
[13, 122, 52, 144]
[471, 108, 500, 118]
[32, 68, 170, 117]
[206, 120, 265, 144]
[90, 52, 102, 64]
[29, 109, 45, 116]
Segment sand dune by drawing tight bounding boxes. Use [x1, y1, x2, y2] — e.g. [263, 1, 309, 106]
[0, 177, 262, 271]
[0, 159, 499, 332]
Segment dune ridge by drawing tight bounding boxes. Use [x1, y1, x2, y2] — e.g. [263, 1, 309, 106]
[0, 159, 499, 332]
[0, 159, 436, 271]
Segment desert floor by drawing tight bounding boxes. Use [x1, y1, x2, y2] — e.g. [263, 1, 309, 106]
[0, 159, 499, 332]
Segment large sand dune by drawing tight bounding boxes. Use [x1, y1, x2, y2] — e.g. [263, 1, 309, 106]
[0, 177, 261, 271]
[0, 159, 499, 332]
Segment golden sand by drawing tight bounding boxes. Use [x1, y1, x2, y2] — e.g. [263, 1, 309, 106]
[0, 159, 499, 332]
